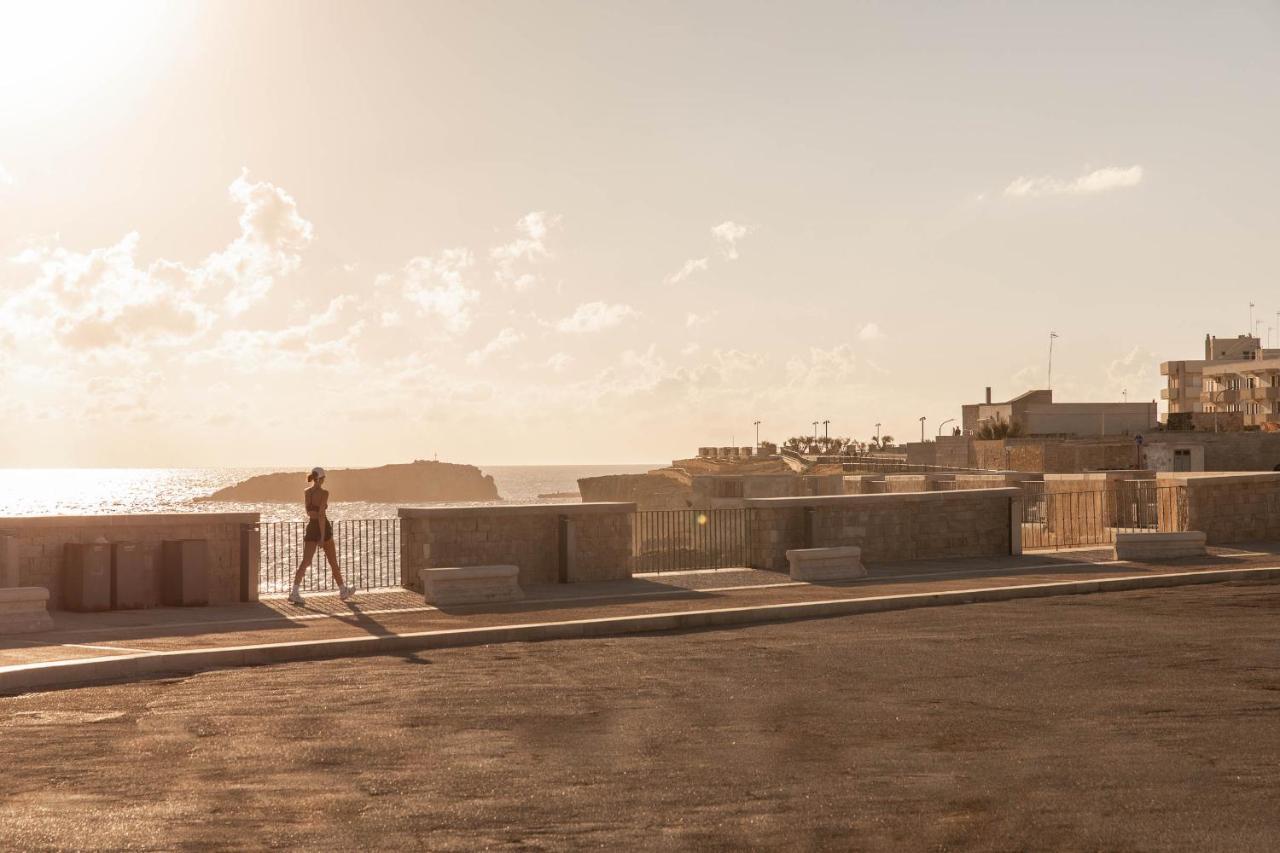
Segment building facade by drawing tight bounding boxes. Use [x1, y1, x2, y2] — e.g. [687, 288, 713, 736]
[1162, 334, 1280, 427]
[961, 388, 1156, 437]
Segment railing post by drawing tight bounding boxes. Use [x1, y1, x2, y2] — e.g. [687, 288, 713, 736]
[239, 522, 260, 602]
[557, 514, 571, 583]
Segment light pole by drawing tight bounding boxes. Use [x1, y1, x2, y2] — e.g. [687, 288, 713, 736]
[753, 420, 761, 448]
[812, 421, 818, 441]
[918, 416, 926, 443]
[1250, 302, 1255, 336]
[1048, 332, 1058, 391]
[937, 418, 955, 437]
[822, 419, 830, 439]
[875, 422, 881, 447]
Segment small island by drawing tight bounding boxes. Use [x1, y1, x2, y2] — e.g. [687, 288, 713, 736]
[200, 460, 500, 503]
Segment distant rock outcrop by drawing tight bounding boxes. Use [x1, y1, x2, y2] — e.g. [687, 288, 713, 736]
[201, 461, 500, 503]
[578, 470, 694, 510]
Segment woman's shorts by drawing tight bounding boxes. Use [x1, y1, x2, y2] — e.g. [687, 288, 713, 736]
[305, 519, 334, 543]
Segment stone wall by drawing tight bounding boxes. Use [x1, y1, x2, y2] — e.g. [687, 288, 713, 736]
[399, 503, 635, 588]
[841, 474, 886, 494]
[0, 513, 259, 609]
[974, 439, 1141, 473]
[745, 489, 1019, 571]
[1165, 472, 1280, 543]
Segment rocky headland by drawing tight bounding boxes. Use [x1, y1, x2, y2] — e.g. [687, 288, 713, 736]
[201, 460, 500, 503]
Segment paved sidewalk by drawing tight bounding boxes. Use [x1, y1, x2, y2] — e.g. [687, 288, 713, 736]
[3, 545, 1278, 692]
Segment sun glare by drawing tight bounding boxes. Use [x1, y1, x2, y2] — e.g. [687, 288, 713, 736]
[0, 0, 174, 117]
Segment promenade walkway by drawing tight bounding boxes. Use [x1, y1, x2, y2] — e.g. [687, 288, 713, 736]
[4, 544, 1279, 693]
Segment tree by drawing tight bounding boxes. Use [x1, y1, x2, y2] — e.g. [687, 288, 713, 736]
[974, 415, 1025, 440]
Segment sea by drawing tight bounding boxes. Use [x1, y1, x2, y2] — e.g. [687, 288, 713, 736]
[0, 465, 658, 523]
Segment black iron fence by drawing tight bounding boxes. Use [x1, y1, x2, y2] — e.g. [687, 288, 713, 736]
[1020, 482, 1188, 551]
[259, 518, 400, 593]
[632, 508, 753, 573]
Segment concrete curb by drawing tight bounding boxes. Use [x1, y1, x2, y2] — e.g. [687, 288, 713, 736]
[3, 566, 1278, 696]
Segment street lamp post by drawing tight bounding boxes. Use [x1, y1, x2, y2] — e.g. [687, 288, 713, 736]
[753, 420, 761, 448]
[918, 416, 926, 443]
[822, 419, 830, 439]
[937, 418, 955, 437]
[812, 421, 818, 441]
[875, 422, 881, 447]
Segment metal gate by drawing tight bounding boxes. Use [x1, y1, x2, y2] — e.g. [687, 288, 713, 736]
[259, 518, 400, 593]
[1020, 482, 1188, 551]
[632, 508, 753, 573]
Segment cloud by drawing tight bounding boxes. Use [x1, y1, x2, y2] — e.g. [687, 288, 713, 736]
[204, 169, 315, 313]
[466, 327, 524, 365]
[858, 322, 883, 341]
[491, 211, 560, 291]
[546, 352, 573, 372]
[0, 162, 12, 185]
[4, 232, 213, 352]
[556, 301, 638, 333]
[189, 295, 362, 372]
[785, 344, 858, 388]
[388, 248, 480, 334]
[686, 311, 715, 328]
[665, 257, 708, 286]
[711, 221, 751, 260]
[1004, 165, 1143, 198]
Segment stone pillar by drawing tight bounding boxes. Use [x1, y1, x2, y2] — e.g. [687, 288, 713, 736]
[0, 534, 18, 588]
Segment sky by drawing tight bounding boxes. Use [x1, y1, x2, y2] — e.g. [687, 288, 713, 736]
[1, 0, 1278, 466]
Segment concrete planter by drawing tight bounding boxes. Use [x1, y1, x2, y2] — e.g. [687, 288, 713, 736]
[0, 587, 54, 634]
[786, 546, 867, 582]
[420, 565, 523, 606]
[1112, 531, 1207, 561]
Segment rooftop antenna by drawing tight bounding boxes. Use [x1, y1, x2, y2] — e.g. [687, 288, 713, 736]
[1047, 332, 1059, 391]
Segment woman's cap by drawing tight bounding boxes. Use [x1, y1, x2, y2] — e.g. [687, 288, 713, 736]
[308, 466, 326, 481]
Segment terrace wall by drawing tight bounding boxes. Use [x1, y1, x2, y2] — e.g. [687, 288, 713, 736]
[745, 489, 1020, 571]
[399, 502, 635, 589]
[0, 513, 259, 609]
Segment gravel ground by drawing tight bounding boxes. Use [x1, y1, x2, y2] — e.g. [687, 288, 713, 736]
[2, 581, 1279, 851]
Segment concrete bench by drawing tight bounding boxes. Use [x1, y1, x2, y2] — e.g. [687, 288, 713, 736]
[1112, 531, 1207, 561]
[420, 565, 523, 606]
[786, 546, 867, 582]
[0, 587, 54, 634]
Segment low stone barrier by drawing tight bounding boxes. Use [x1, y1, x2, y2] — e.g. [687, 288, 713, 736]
[0, 587, 54, 634]
[786, 546, 867, 582]
[400, 502, 635, 589]
[420, 566, 523, 606]
[1112, 532, 1207, 561]
[1164, 472, 1280, 544]
[0, 514, 259, 609]
[747, 488, 1021, 571]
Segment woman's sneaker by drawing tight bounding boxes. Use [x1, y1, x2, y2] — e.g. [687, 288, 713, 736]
[287, 588, 305, 606]
[339, 585, 356, 602]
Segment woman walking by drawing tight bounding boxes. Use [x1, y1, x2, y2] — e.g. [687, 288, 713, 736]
[289, 467, 356, 604]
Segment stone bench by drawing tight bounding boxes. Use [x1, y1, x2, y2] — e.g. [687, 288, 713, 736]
[785, 546, 868, 582]
[420, 565, 523, 606]
[0, 587, 54, 634]
[1111, 531, 1207, 561]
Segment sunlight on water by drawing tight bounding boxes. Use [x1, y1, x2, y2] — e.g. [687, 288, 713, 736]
[0, 465, 658, 521]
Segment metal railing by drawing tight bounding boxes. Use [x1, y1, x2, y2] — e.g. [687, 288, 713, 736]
[1019, 482, 1188, 551]
[632, 508, 753, 573]
[260, 518, 400, 593]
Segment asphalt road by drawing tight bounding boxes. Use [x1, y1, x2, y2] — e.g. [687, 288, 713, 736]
[2, 581, 1278, 851]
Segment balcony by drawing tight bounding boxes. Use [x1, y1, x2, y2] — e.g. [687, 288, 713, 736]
[1247, 386, 1280, 402]
[1203, 389, 1241, 405]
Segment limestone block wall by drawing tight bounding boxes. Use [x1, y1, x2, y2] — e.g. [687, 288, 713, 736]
[400, 503, 635, 588]
[0, 513, 259, 609]
[1169, 473, 1280, 543]
[842, 475, 885, 495]
[745, 489, 1019, 571]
